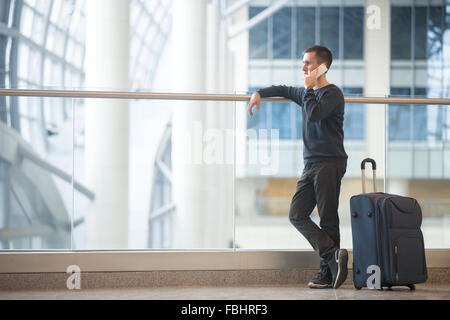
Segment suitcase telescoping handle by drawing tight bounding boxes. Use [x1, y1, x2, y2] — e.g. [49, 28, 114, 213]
[361, 158, 376, 193]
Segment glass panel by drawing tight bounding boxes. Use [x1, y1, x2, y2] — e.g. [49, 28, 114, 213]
[387, 102, 450, 248]
[414, 6, 427, 60]
[235, 93, 375, 250]
[53, 30, 66, 57]
[273, 7, 291, 59]
[73, 97, 235, 250]
[33, 0, 50, 16]
[17, 44, 30, 80]
[20, 5, 34, 39]
[343, 88, 365, 140]
[75, 44, 84, 69]
[0, 97, 73, 249]
[50, 0, 62, 24]
[296, 6, 316, 54]
[343, 6, 364, 60]
[31, 13, 45, 44]
[320, 6, 340, 60]
[46, 25, 56, 51]
[270, 102, 290, 140]
[391, 6, 412, 60]
[28, 51, 42, 85]
[249, 6, 268, 59]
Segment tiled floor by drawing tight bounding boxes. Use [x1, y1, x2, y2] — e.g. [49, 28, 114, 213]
[0, 284, 449, 300]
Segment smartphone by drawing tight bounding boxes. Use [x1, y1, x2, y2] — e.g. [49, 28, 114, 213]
[315, 64, 328, 78]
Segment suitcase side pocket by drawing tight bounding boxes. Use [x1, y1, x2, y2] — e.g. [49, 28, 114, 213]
[391, 229, 427, 285]
[388, 197, 422, 229]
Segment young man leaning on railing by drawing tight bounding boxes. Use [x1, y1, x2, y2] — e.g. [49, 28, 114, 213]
[247, 45, 349, 289]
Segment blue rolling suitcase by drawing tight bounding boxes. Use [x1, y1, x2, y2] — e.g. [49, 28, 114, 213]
[350, 158, 427, 290]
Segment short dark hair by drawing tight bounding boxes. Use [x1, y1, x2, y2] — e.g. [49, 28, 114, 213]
[303, 45, 333, 69]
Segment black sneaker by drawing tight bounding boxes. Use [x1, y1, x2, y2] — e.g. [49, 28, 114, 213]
[327, 248, 349, 289]
[308, 268, 333, 289]
[308, 264, 332, 289]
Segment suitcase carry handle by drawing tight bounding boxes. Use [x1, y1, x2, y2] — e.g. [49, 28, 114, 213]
[361, 158, 376, 193]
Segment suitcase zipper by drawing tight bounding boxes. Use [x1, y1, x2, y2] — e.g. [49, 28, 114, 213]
[394, 245, 399, 281]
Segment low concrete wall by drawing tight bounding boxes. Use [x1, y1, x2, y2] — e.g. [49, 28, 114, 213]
[0, 268, 449, 291]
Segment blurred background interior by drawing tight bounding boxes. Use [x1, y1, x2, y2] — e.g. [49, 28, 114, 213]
[0, 0, 449, 251]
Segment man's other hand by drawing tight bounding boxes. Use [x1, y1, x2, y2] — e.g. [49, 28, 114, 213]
[248, 92, 261, 117]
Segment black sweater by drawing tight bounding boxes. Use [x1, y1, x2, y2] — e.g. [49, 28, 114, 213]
[257, 84, 348, 164]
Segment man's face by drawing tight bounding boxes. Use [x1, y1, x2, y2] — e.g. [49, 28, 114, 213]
[302, 52, 319, 76]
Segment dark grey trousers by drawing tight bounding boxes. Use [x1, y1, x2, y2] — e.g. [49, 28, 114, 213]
[289, 161, 347, 263]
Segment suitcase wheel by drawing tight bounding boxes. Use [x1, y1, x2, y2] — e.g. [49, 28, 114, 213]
[407, 284, 416, 291]
[355, 286, 362, 290]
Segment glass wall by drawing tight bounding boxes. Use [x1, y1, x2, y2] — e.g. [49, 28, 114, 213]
[0, 0, 174, 249]
[235, 96, 377, 250]
[1, 94, 448, 250]
[0, 97, 73, 249]
[387, 103, 450, 248]
[243, 0, 450, 250]
[0, 96, 236, 250]
[245, 0, 365, 249]
[73, 98, 235, 250]
[17, 0, 85, 90]
[0, 1, 449, 251]
[0, 0, 171, 156]
[236, 98, 450, 249]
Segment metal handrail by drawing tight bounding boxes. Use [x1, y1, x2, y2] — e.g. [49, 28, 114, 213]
[1, 88, 450, 105]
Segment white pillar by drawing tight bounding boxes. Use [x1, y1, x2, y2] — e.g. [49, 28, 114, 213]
[207, 1, 220, 94]
[84, 0, 130, 249]
[204, 0, 234, 248]
[228, 2, 249, 178]
[171, 0, 207, 248]
[364, 0, 390, 181]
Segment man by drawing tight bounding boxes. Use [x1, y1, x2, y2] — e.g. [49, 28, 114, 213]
[247, 45, 348, 289]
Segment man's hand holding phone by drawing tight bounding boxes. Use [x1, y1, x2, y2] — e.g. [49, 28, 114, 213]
[304, 64, 327, 89]
[304, 69, 318, 89]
